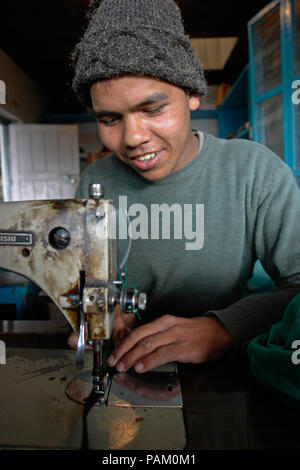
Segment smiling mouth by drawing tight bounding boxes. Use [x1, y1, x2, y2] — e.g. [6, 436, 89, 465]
[124, 150, 163, 171]
[130, 151, 159, 162]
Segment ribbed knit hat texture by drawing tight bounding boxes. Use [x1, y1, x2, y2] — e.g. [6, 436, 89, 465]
[72, 0, 207, 108]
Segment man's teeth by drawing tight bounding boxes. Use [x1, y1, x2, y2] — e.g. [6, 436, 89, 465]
[135, 152, 157, 162]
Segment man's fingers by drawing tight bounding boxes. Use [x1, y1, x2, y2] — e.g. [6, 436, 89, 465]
[108, 325, 178, 372]
[108, 314, 176, 366]
[67, 331, 92, 350]
[67, 331, 79, 349]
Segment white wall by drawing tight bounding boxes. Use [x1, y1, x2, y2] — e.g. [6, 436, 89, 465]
[191, 118, 218, 137]
[78, 122, 102, 154]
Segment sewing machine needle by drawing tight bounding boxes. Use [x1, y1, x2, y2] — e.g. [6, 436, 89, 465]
[76, 316, 85, 369]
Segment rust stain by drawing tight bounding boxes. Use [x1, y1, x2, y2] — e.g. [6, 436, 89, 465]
[87, 312, 106, 339]
[64, 280, 80, 296]
[60, 280, 80, 333]
[44, 250, 57, 261]
[50, 199, 87, 211]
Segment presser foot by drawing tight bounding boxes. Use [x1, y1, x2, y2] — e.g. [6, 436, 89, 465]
[66, 371, 111, 406]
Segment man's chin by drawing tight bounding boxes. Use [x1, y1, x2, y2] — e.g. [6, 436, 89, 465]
[132, 166, 169, 182]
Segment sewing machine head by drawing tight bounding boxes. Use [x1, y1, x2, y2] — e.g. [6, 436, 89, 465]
[0, 185, 189, 450]
[0, 183, 147, 404]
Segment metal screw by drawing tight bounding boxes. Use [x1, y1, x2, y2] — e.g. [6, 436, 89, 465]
[88, 183, 104, 199]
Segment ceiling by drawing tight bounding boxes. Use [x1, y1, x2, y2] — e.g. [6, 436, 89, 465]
[0, 0, 271, 115]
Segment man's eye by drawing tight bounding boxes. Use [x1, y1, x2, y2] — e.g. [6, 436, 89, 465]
[144, 105, 165, 115]
[98, 117, 119, 126]
[103, 119, 115, 126]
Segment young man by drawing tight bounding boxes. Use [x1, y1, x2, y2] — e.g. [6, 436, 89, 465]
[69, 0, 300, 374]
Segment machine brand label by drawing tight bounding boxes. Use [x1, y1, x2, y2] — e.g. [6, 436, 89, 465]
[0, 232, 33, 246]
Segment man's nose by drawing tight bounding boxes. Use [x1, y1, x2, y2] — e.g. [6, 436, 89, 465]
[123, 116, 151, 148]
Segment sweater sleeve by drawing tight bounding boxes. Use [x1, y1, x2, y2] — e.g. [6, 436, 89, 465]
[205, 161, 300, 349]
[206, 275, 300, 349]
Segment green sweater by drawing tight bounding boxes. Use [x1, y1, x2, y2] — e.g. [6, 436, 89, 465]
[76, 133, 300, 348]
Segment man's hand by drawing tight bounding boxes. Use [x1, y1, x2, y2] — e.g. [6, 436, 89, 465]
[107, 314, 233, 373]
[67, 330, 91, 350]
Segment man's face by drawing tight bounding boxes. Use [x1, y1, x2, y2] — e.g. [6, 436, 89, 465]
[90, 76, 200, 181]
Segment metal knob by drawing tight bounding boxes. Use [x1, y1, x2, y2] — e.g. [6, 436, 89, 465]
[88, 183, 104, 199]
[120, 288, 147, 314]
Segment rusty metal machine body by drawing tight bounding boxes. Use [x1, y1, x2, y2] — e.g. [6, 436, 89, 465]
[0, 184, 187, 450]
[0, 183, 146, 404]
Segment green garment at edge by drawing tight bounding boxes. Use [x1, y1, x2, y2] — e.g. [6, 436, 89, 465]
[245, 292, 300, 408]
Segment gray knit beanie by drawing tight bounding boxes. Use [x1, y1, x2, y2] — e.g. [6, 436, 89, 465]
[72, 0, 207, 109]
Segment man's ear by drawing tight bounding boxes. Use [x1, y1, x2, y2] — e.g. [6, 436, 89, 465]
[189, 95, 200, 111]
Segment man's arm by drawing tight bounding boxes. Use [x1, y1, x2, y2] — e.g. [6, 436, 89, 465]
[204, 274, 300, 349]
[106, 276, 300, 373]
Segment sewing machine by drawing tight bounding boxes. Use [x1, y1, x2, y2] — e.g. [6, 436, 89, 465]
[0, 184, 186, 450]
